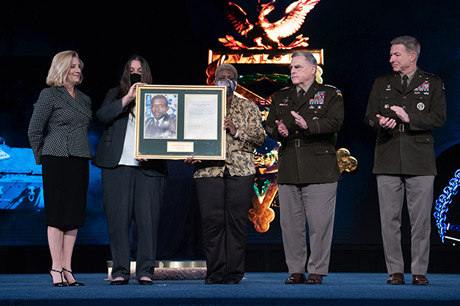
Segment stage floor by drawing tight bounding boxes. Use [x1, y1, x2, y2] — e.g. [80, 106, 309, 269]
[1, 273, 459, 306]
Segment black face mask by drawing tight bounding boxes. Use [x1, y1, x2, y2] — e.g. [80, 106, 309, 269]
[130, 73, 141, 85]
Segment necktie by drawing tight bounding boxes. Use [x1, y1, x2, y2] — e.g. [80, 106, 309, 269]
[298, 89, 305, 100]
[155, 120, 160, 127]
[402, 75, 409, 92]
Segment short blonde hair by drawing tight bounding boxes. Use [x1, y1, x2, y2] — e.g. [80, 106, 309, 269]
[46, 50, 84, 87]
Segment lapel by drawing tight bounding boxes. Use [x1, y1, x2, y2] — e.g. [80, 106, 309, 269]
[56, 86, 92, 119]
[295, 81, 318, 112]
[160, 114, 170, 128]
[406, 68, 425, 92]
[279, 86, 297, 108]
[388, 73, 403, 94]
[389, 68, 423, 94]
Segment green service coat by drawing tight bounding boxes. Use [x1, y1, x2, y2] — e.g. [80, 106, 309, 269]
[364, 68, 446, 175]
[265, 82, 344, 184]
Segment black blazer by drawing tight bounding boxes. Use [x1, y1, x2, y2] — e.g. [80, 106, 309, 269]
[92, 88, 167, 176]
[28, 86, 92, 165]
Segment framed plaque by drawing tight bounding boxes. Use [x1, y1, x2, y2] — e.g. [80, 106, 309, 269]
[135, 85, 227, 160]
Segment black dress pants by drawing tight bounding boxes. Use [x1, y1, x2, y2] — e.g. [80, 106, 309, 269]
[102, 166, 165, 280]
[195, 171, 255, 283]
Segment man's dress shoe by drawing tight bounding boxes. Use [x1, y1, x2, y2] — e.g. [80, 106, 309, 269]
[387, 273, 405, 285]
[412, 275, 429, 285]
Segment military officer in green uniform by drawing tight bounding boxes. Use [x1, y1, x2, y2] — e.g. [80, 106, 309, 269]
[364, 36, 446, 286]
[265, 51, 344, 284]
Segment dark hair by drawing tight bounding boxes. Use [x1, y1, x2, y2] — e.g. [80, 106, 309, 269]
[117, 55, 153, 116]
[151, 95, 168, 108]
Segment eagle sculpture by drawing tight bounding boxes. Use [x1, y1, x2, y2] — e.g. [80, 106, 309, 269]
[220, 0, 321, 50]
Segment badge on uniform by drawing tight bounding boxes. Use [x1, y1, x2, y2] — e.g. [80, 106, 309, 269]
[309, 91, 325, 105]
[414, 81, 430, 95]
[417, 102, 425, 111]
[280, 97, 290, 106]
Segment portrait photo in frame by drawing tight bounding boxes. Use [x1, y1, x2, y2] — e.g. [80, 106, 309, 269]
[135, 84, 227, 160]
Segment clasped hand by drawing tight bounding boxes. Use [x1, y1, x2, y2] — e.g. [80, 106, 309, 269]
[275, 111, 308, 137]
[376, 105, 410, 129]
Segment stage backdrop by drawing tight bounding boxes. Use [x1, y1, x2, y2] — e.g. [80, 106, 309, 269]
[1, 0, 460, 259]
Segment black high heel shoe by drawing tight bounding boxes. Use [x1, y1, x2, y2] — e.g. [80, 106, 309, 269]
[49, 269, 68, 287]
[62, 268, 85, 286]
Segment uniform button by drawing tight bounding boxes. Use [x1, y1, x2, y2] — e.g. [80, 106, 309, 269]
[295, 131, 299, 134]
[403, 96, 407, 99]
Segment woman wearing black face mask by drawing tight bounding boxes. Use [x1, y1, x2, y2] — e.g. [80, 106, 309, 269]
[93, 55, 167, 285]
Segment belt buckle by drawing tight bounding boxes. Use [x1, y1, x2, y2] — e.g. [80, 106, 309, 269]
[398, 124, 405, 133]
[295, 139, 301, 147]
